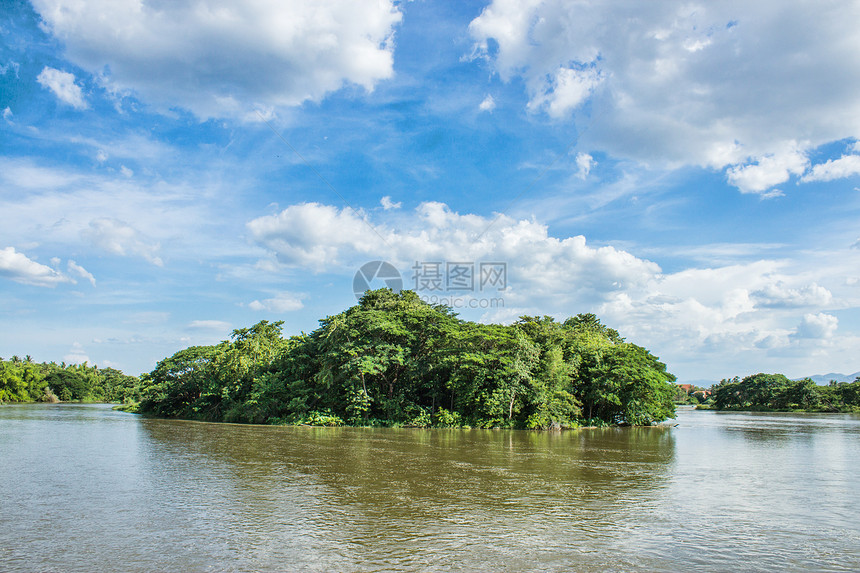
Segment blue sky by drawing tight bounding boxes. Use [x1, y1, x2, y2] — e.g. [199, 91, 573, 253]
[2, 0, 860, 382]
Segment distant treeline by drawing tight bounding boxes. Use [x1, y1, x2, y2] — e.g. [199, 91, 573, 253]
[134, 289, 677, 428]
[0, 356, 139, 403]
[712, 373, 860, 412]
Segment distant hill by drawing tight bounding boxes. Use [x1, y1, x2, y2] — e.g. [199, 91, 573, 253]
[801, 371, 860, 385]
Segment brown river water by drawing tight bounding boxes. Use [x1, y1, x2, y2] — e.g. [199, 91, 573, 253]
[1, 403, 858, 571]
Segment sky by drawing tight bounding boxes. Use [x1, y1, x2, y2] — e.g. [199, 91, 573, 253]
[2, 0, 860, 382]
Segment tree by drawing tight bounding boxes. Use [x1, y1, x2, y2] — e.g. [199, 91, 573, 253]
[139, 345, 220, 417]
[45, 370, 88, 401]
[136, 289, 678, 427]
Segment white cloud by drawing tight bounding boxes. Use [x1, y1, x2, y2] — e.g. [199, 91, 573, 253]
[803, 154, 860, 182]
[527, 66, 602, 119]
[380, 196, 401, 210]
[0, 246, 72, 287]
[188, 320, 232, 332]
[36, 67, 88, 110]
[751, 282, 832, 308]
[119, 165, 134, 178]
[247, 203, 383, 268]
[586, 247, 860, 380]
[67, 260, 96, 287]
[793, 312, 838, 340]
[575, 152, 595, 179]
[31, 0, 402, 119]
[82, 218, 163, 266]
[469, 1, 860, 190]
[248, 292, 305, 313]
[726, 146, 809, 195]
[479, 94, 496, 112]
[248, 201, 661, 303]
[2, 107, 11, 121]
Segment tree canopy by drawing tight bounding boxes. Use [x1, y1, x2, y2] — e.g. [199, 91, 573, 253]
[136, 289, 677, 428]
[712, 373, 860, 412]
[0, 356, 139, 404]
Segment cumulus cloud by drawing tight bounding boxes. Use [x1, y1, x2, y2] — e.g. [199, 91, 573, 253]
[803, 154, 860, 182]
[247, 203, 383, 268]
[248, 200, 661, 304]
[726, 146, 809, 195]
[479, 94, 496, 112]
[793, 312, 838, 340]
[590, 254, 858, 379]
[36, 67, 88, 109]
[751, 282, 832, 308]
[527, 66, 602, 119]
[248, 292, 305, 313]
[469, 1, 860, 191]
[31, 0, 402, 119]
[0, 246, 72, 287]
[82, 218, 163, 266]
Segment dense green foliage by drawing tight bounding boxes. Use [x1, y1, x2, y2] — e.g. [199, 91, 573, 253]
[712, 373, 860, 412]
[137, 289, 676, 427]
[0, 356, 140, 403]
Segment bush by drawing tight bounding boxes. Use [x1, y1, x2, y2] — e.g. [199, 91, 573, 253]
[433, 407, 462, 428]
[303, 410, 345, 426]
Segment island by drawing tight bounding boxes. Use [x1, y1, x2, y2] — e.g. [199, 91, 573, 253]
[130, 288, 677, 428]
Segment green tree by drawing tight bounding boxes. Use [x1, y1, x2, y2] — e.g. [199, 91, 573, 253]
[139, 345, 219, 417]
[45, 369, 88, 401]
[136, 289, 678, 427]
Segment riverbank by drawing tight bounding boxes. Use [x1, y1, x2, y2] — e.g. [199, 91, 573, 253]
[696, 404, 860, 413]
[119, 400, 673, 429]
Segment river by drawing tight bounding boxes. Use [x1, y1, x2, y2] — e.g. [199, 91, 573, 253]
[1, 404, 858, 572]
